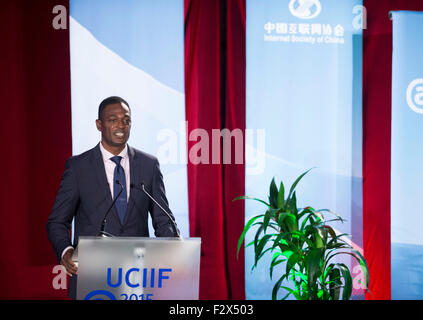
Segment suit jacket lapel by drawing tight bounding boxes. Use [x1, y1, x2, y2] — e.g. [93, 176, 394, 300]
[91, 143, 120, 225]
[125, 145, 140, 224]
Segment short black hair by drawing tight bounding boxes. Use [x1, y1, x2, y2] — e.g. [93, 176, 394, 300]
[98, 96, 131, 120]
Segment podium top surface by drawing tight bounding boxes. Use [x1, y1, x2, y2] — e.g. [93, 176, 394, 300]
[78, 236, 201, 243]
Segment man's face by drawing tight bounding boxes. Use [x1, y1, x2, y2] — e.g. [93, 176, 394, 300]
[96, 102, 131, 150]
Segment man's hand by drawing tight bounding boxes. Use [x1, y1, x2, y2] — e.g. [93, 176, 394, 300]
[60, 248, 78, 276]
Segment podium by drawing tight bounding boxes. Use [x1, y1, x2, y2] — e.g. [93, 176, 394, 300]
[75, 237, 201, 300]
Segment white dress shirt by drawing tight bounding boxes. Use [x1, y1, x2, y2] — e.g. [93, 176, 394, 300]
[99, 142, 131, 201]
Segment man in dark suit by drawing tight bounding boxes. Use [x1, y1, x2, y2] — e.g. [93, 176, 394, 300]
[46, 96, 178, 298]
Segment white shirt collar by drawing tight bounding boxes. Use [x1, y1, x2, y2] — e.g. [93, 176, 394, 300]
[99, 142, 128, 162]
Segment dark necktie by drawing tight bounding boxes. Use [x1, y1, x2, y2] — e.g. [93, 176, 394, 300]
[110, 156, 127, 224]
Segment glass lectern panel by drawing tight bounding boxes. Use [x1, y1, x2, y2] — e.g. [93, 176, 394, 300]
[76, 237, 201, 300]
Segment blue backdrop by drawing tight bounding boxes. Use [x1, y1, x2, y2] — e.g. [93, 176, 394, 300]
[391, 11, 423, 300]
[69, 0, 188, 237]
[245, 0, 364, 299]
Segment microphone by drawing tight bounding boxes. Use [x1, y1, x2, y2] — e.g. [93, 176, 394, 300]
[131, 182, 181, 238]
[98, 180, 124, 237]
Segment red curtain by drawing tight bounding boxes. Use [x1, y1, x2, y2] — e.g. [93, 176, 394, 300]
[223, 0, 246, 300]
[362, 0, 423, 300]
[184, 0, 246, 299]
[0, 0, 71, 298]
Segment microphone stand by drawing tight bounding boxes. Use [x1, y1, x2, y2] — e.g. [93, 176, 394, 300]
[98, 180, 124, 237]
[131, 182, 181, 238]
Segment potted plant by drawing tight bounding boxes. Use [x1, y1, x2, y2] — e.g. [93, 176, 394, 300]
[235, 169, 370, 300]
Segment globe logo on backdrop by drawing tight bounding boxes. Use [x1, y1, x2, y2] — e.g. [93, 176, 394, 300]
[289, 0, 322, 19]
[406, 79, 423, 114]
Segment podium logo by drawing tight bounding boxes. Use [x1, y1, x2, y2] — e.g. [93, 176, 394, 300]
[84, 290, 117, 300]
[289, 0, 322, 20]
[83, 267, 172, 300]
[406, 79, 423, 114]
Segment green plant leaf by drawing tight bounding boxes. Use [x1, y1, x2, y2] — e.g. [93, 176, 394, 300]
[263, 209, 271, 234]
[272, 274, 287, 300]
[282, 249, 294, 260]
[253, 223, 264, 244]
[286, 168, 314, 203]
[310, 208, 324, 222]
[245, 239, 255, 248]
[253, 246, 274, 271]
[263, 208, 279, 233]
[284, 212, 298, 233]
[269, 178, 278, 208]
[338, 263, 353, 300]
[233, 195, 271, 208]
[277, 212, 289, 229]
[299, 207, 325, 225]
[324, 225, 337, 239]
[346, 248, 370, 290]
[280, 291, 293, 300]
[306, 248, 322, 285]
[281, 286, 302, 300]
[254, 234, 273, 267]
[326, 233, 351, 249]
[290, 230, 314, 248]
[326, 242, 349, 250]
[298, 206, 313, 216]
[327, 266, 341, 300]
[277, 181, 285, 208]
[326, 249, 370, 291]
[286, 252, 301, 277]
[287, 191, 299, 216]
[315, 226, 328, 248]
[237, 214, 264, 258]
[293, 270, 308, 283]
[307, 226, 324, 249]
[270, 252, 286, 280]
[299, 211, 316, 233]
[318, 208, 345, 223]
[271, 231, 289, 250]
[326, 249, 369, 299]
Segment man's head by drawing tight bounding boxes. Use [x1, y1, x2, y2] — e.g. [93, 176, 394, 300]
[96, 96, 132, 154]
